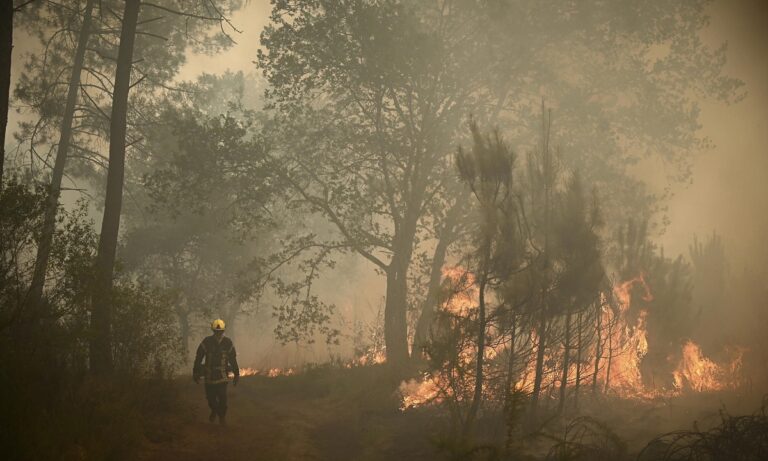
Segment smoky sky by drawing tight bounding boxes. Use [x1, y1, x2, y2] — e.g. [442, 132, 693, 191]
[145, 0, 768, 270]
[9, 0, 768, 269]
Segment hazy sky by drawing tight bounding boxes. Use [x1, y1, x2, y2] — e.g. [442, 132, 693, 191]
[176, 0, 768, 266]
[660, 0, 768, 266]
[9, 0, 768, 268]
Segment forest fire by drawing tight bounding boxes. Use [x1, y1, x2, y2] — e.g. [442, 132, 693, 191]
[399, 269, 747, 410]
[4, 0, 766, 458]
[673, 341, 746, 392]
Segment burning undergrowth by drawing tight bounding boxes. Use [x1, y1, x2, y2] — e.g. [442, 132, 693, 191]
[399, 267, 749, 414]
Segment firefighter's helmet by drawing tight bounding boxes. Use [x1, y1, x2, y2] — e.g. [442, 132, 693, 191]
[211, 319, 226, 331]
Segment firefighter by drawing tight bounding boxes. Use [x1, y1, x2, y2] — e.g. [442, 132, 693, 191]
[193, 319, 240, 425]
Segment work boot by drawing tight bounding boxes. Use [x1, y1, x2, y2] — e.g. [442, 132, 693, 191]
[208, 410, 216, 423]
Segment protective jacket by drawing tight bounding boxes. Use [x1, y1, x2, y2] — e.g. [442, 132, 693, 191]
[193, 335, 239, 384]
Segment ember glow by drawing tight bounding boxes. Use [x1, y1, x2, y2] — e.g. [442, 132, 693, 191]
[354, 350, 387, 366]
[232, 367, 295, 378]
[399, 374, 442, 410]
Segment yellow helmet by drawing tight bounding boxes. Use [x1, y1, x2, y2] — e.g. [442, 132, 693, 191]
[211, 319, 226, 331]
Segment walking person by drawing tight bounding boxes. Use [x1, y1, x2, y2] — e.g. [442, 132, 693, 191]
[193, 319, 240, 425]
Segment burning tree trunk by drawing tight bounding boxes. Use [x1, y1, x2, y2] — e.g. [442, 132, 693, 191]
[89, 0, 140, 374]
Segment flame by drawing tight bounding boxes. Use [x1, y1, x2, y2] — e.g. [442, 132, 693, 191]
[440, 266, 478, 316]
[672, 341, 746, 392]
[613, 273, 653, 309]
[399, 374, 442, 409]
[268, 367, 295, 377]
[355, 350, 387, 366]
[397, 270, 747, 410]
[231, 366, 295, 378]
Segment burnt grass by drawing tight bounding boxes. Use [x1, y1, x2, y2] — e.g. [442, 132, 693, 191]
[137, 365, 768, 461]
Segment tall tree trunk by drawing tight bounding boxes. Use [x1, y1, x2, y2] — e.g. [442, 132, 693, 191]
[224, 303, 237, 341]
[592, 300, 602, 394]
[0, 0, 13, 185]
[89, 0, 140, 374]
[384, 253, 410, 369]
[574, 310, 583, 409]
[529, 102, 553, 424]
[603, 313, 615, 394]
[464, 237, 491, 437]
[528, 308, 548, 428]
[27, 0, 94, 314]
[178, 310, 190, 362]
[412, 226, 453, 358]
[384, 205, 422, 370]
[504, 313, 518, 452]
[558, 309, 572, 414]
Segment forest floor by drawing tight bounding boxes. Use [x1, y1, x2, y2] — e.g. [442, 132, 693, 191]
[137, 365, 442, 461]
[136, 365, 765, 461]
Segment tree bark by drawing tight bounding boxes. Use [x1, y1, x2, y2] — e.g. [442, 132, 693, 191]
[0, 0, 13, 185]
[27, 0, 94, 315]
[412, 227, 452, 359]
[384, 253, 410, 369]
[504, 312, 518, 451]
[529, 311, 548, 421]
[224, 303, 237, 341]
[464, 237, 491, 437]
[178, 310, 190, 362]
[603, 313, 615, 394]
[558, 309, 572, 414]
[592, 300, 602, 394]
[574, 310, 583, 409]
[89, 0, 140, 374]
[383, 202, 423, 369]
[529, 103, 553, 424]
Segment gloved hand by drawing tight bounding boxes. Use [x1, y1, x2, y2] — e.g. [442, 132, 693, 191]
[233, 375, 239, 386]
[193, 375, 200, 384]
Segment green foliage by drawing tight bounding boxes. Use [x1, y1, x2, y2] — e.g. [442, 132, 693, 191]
[0, 178, 45, 328]
[111, 280, 181, 376]
[0, 177, 181, 460]
[11, 0, 244, 180]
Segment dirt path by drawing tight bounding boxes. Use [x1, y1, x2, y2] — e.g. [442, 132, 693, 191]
[137, 366, 435, 461]
[139, 376, 338, 460]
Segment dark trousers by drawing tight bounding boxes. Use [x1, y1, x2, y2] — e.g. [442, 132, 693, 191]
[204, 382, 228, 417]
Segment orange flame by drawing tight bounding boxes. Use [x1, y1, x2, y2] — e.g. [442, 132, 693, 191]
[672, 341, 746, 392]
[231, 367, 295, 378]
[398, 270, 747, 410]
